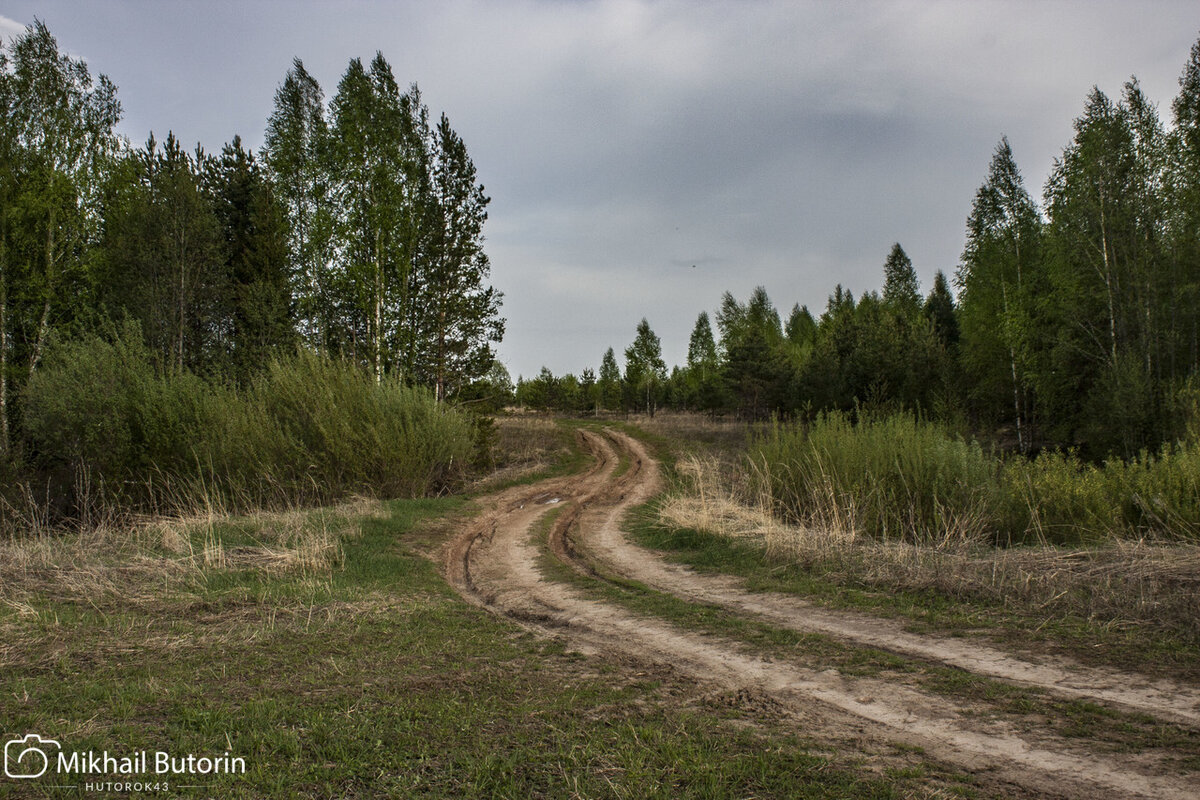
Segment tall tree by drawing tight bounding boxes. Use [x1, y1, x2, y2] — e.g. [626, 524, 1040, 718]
[718, 287, 789, 419]
[956, 136, 1043, 450]
[923, 270, 959, 350]
[1169, 35, 1200, 378]
[100, 133, 227, 373]
[0, 20, 121, 451]
[410, 111, 503, 401]
[598, 347, 621, 411]
[263, 59, 331, 350]
[207, 136, 294, 380]
[881, 243, 921, 317]
[329, 55, 404, 376]
[685, 311, 721, 411]
[1042, 84, 1169, 454]
[624, 318, 667, 416]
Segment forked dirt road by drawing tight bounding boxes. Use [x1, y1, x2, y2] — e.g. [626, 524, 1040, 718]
[445, 427, 1200, 799]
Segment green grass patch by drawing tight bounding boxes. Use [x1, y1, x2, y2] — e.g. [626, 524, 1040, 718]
[2, 494, 933, 799]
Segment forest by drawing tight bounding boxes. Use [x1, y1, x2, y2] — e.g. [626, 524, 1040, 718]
[515, 36, 1200, 464]
[0, 22, 501, 524]
[5, 19, 1200, 528]
[4, 15, 1200, 797]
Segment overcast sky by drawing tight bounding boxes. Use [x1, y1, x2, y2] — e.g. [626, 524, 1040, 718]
[3, 1, 1198, 379]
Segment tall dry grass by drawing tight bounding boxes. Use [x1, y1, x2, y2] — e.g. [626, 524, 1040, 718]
[0, 498, 369, 615]
[661, 453, 1200, 641]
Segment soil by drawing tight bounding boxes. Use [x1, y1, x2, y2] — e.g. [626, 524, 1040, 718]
[444, 427, 1200, 799]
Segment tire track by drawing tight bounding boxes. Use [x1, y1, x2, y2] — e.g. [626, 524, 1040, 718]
[577, 429, 1200, 730]
[444, 426, 1198, 799]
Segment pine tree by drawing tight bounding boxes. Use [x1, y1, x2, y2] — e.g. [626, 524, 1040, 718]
[598, 347, 621, 411]
[412, 111, 503, 401]
[881, 243, 921, 317]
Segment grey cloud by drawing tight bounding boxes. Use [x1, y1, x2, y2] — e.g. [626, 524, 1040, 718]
[5, 0, 1199, 379]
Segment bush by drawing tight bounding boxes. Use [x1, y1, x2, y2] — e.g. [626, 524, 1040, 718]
[753, 411, 1200, 544]
[754, 411, 997, 543]
[20, 328, 474, 522]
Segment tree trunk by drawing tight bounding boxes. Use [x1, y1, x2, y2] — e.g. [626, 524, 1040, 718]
[29, 219, 56, 374]
[1098, 183, 1119, 365]
[0, 228, 8, 457]
[1000, 282, 1025, 453]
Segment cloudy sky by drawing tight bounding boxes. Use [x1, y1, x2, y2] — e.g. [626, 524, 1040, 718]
[3, 1, 1198, 379]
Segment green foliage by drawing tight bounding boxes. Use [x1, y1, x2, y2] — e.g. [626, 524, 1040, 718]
[754, 412, 996, 543]
[922, 271, 958, 351]
[598, 347, 622, 411]
[21, 328, 472, 520]
[717, 288, 790, 420]
[881, 243, 921, 316]
[754, 411, 1200, 544]
[624, 318, 667, 415]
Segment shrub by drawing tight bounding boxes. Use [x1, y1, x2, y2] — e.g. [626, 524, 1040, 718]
[753, 411, 997, 543]
[20, 328, 474, 523]
[752, 411, 1200, 544]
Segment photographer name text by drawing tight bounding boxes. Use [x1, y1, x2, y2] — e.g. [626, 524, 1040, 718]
[57, 750, 245, 776]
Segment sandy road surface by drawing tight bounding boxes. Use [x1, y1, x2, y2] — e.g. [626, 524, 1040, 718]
[444, 427, 1199, 799]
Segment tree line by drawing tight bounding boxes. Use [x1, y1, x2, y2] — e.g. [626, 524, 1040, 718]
[0, 21, 503, 459]
[512, 35, 1200, 459]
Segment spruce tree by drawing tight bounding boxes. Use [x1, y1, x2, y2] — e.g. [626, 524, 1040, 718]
[923, 271, 958, 350]
[881, 243, 921, 317]
[208, 136, 294, 381]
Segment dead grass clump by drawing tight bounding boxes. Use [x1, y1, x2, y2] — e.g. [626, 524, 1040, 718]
[493, 415, 572, 469]
[0, 500, 366, 611]
[628, 412, 751, 456]
[662, 455, 1200, 641]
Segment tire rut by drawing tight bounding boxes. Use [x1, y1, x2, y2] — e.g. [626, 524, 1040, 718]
[444, 426, 1198, 800]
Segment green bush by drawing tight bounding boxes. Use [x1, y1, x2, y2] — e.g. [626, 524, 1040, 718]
[753, 411, 1200, 544]
[754, 411, 997, 543]
[21, 328, 474, 521]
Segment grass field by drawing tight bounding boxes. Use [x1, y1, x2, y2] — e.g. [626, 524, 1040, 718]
[1, 436, 933, 799]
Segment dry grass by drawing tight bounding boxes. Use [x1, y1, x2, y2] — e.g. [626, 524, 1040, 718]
[476, 415, 577, 491]
[494, 415, 569, 465]
[0, 498, 374, 612]
[626, 412, 752, 457]
[662, 454, 1200, 641]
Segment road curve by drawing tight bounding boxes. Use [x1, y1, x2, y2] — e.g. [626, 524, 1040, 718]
[444, 426, 1199, 800]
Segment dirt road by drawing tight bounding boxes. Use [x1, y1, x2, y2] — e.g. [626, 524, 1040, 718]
[445, 427, 1199, 799]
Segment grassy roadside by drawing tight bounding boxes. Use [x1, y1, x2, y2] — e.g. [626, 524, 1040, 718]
[610, 418, 1200, 684]
[1, 434, 927, 799]
[632, 499, 1200, 682]
[534, 505, 1200, 775]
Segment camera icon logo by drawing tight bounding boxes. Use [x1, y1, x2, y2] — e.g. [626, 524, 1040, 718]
[4, 734, 60, 779]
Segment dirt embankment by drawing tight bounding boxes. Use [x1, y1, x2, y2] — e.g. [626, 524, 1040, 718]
[445, 427, 1199, 800]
